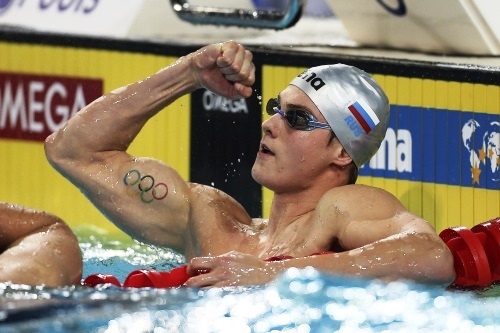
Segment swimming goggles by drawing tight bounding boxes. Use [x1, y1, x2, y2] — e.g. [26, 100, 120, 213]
[266, 98, 331, 131]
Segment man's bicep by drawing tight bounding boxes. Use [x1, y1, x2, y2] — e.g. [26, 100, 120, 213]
[80, 155, 192, 248]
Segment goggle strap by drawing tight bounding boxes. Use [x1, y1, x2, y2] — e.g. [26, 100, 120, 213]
[308, 121, 331, 129]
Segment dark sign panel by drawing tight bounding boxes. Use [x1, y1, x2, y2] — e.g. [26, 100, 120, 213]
[190, 71, 263, 217]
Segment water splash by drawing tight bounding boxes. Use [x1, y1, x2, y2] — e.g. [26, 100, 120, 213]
[1, 238, 499, 332]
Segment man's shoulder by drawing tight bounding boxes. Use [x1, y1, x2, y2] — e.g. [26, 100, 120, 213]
[318, 184, 401, 214]
[189, 183, 253, 225]
[321, 183, 389, 198]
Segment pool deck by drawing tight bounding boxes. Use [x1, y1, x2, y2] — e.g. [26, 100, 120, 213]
[129, 15, 500, 69]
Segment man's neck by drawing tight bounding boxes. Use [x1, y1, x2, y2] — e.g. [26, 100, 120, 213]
[266, 189, 322, 233]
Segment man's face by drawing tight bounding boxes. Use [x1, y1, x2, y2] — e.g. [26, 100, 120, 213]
[251, 85, 337, 194]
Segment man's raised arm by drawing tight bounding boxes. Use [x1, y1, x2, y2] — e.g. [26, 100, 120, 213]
[44, 41, 255, 249]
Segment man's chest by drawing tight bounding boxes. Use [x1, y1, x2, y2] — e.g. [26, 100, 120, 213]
[194, 223, 334, 260]
[189, 204, 339, 259]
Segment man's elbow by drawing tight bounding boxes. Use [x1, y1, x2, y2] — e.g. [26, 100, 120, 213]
[422, 243, 456, 286]
[44, 130, 82, 175]
[44, 131, 65, 170]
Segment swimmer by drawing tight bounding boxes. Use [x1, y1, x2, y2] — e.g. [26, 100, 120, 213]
[0, 202, 82, 287]
[45, 41, 455, 287]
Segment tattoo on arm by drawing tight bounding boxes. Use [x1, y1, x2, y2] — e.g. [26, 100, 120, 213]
[123, 169, 168, 203]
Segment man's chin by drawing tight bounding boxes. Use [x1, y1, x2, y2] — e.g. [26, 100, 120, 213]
[251, 167, 271, 188]
[250, 166, 262, 184]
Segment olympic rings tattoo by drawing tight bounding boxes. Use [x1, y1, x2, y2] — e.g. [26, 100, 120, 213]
[123, 169, 168, 203]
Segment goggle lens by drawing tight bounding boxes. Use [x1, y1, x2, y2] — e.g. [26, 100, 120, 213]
[265, 98, 331, 131]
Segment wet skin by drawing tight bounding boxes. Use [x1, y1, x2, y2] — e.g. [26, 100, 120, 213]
[45, 41, 455, 288]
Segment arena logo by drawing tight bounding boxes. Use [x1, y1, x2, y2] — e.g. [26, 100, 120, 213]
[0, 72, 102, 141]
[202, 90, 248, 114]
[366, 128, 413, 173]
[0, 0, 15, 15]
[295, 70, 325, 91]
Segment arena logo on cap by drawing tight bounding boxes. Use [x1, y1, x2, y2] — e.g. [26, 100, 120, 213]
[346, 99, 380, 134]
[0, 0, 15, 15]
[296, 70, 325, 91]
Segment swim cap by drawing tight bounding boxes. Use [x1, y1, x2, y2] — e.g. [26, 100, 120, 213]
[290, 64, 390, 169]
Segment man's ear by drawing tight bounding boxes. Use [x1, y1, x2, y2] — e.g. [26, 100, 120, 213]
[331, 145, 353, 167]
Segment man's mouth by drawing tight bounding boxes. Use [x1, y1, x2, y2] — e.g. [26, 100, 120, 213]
[260, 144, 274, 155]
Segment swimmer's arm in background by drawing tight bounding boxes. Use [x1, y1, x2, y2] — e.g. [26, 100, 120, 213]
[0, 202, 82, 287]
[44, 41, 255, 251]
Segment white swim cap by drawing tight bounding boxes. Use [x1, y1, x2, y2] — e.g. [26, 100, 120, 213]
[290, 64, 390, 169]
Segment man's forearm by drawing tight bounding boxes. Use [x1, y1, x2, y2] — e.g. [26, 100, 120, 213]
[45, 56, 197, 162]
[277, 233, 455, 285]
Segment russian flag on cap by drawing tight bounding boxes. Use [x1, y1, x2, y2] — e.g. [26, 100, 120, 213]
[347, 99, 380, 133]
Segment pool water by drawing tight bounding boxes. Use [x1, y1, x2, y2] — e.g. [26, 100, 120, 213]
[1, 230, 499, 333]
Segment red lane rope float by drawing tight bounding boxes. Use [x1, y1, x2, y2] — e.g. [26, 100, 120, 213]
[124, 269, 171, 288]
[471, 217, 500, 282]
[439, 227, 491, 288]
[82, 274, 122, 288]
[439, 217, 500, 289]
[83, 265, 191, 289]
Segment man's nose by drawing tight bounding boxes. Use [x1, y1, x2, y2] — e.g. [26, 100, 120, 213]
[261, 114, 282, 137]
